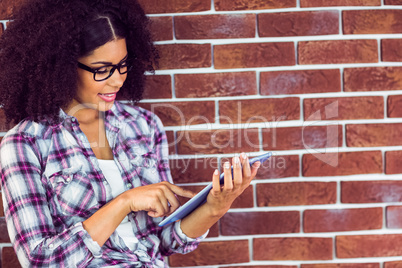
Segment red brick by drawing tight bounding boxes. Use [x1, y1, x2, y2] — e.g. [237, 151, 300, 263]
[341, 180, 402, 203]
[175, 14, 255, 39]
[208, 222, 220, 238]
[142, 75, 172, 100]
[304, 207, 382, 233]
[0, 218, 10, 242]
[175, 72, 257, 98]
[214, 42, 295, 69]
[343, 10, 402, 34]
[336, 234, 402, 258]
[260, 69, 341, 96]
[346, 123, 402, 147]
[301, 264, 380, 268]
[165, 131, 175, 155]
[386, 151, 402, 174]
[219, 98, 300, 124]
[385, 261, 402, 268]
[0, 0, 25, 19]
[149, 16, 173, 41]
[303, 151, 382, 177]
[221, 211, 300, 236]
[215, 0, 296, 11]
[177, 128, 260, 155]
[0, 23, 4, 36]
[254, 237, 332, 260]
[304, 96, 384, 121]
[255, 154, 300, 179]
[388, 95, 402, 117]
[155, 44, 211, 70]
[386, 206, 402, 228]
[385, 0, 402, 4]
[170, 157, 219, 183]
[0, 192, 3, 217]
[301, 0, 381, 6]
[169, 240, 249, 266]
[262, 125, 342, 151]
[298, 40, 378, 65]
[230, 185, 254, 208]
[139, 101, 215, 127]
[257, 182, 337, 207]
[138, 0, 210, 14]
[258, 11, 338, 37]
[1, 247, 21, 268]
[382, 39, 402, 62]
[344, 67, 402, 92]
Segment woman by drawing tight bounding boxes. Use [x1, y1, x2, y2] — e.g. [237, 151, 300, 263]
[0, 0, 261, 267]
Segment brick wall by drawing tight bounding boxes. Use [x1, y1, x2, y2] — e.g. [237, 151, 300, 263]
[1, 0, 402, 267]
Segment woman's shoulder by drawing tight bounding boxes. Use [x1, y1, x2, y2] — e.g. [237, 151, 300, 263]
[0, 119, 53, 163]
[2, 118, 52, 142]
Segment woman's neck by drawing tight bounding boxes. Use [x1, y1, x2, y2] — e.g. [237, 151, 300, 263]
[64, 99, 105, 125]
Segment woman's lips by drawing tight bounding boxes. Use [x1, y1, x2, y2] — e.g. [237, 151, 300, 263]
[98, 92, 117, 102]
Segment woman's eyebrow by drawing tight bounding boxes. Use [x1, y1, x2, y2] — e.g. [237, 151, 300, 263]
[91, 54, 128, 65]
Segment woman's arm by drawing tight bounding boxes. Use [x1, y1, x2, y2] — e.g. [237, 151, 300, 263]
[84, 154, 259, 248]
[0, 134, 99, 267]
[82, 181, 195, 247]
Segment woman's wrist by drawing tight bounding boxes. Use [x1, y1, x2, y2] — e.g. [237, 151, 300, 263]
[180, 203, 224, 238]
[118, 190, 134, 215]
[204, 203, 229, 219]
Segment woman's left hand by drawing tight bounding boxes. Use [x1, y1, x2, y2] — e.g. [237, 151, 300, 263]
[206, 152, 260, 218]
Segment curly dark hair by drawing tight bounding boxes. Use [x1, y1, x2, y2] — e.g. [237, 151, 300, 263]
[0, 0, 158, 123]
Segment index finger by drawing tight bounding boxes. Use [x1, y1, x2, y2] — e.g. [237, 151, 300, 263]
[165, 183, 196, 199]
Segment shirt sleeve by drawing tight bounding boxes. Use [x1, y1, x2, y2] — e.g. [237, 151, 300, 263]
[159, 220, 207, 256]
[149, 113, 207, 256]
[174, 220, 209, 242]
[0, 133, 101, 267]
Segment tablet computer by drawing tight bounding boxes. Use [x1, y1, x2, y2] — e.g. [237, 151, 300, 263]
[158, 152, 272, 227]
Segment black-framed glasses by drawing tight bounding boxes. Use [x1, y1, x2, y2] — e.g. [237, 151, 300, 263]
[77, 57, 132, 82]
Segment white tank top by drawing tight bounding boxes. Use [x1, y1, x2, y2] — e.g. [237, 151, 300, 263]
[98, 159, 139, 250]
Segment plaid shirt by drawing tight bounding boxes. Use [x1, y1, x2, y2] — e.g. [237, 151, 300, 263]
[0, 102, 203, 267]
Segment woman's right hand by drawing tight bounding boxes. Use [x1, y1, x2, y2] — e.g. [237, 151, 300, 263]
[122, 181, 195, 218]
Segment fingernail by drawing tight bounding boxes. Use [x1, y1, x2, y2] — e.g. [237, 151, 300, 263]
[224, 162, 231, 169]
[242, 153, 247, 159]
[214, 169, 219, 175]
[234, 156, 240, 165]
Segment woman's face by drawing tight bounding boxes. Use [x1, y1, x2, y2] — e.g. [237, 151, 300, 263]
[70, 38, 128, 115]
